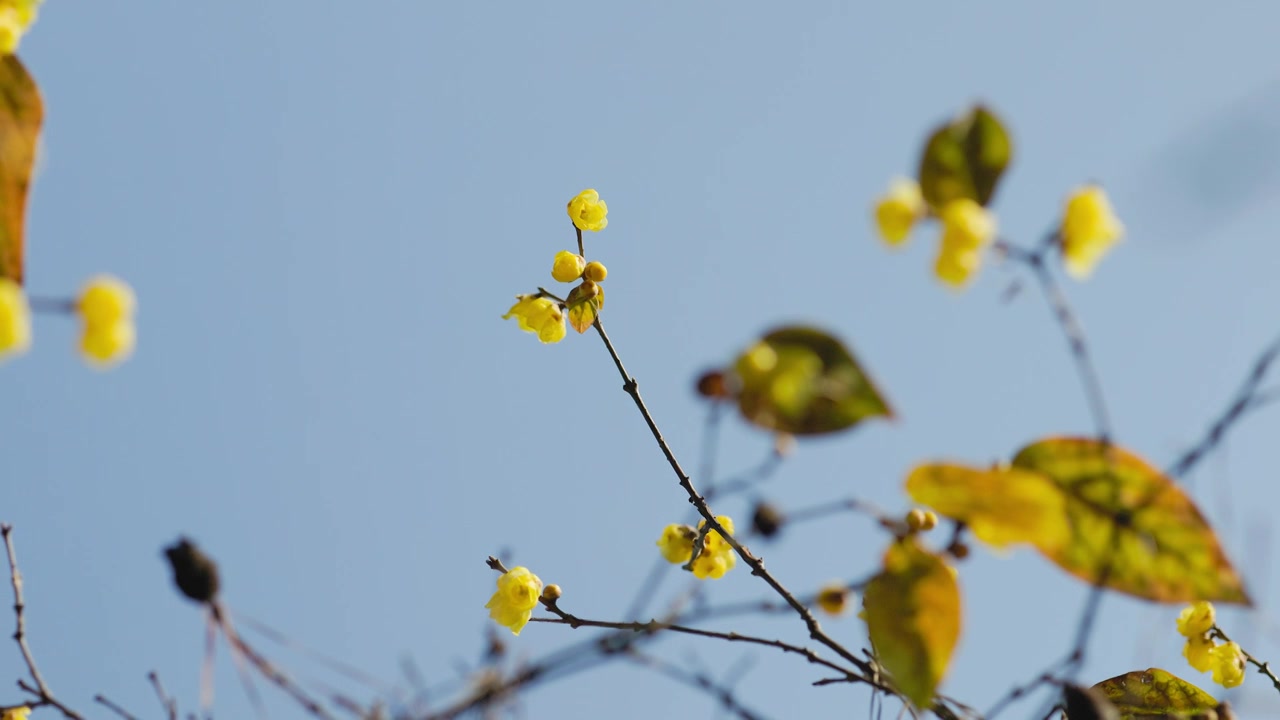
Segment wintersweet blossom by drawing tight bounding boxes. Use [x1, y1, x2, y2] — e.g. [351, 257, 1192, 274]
[551, 251, 586, 283]
[690, 515, 737, 580]
[583, 261, 607, 283]
[1, 705, 30, 720]
[567, 189, 608, 232]
[1176, 601, 1215, 637]
[656, 524, 696, 564]
[503, 295, 566, 344]
[1183, 633, 1215, 673]
[1209, 641, 1246, 688]
[484, 566, 543, 636]
[873, 178, 925, 246]
[815, 583, 849, 616]
[0, 0, 41, 55]
[77, 275, 137, 367]
[0, 278, 30, 360]
[1059, 185, 1123, 280]
[935, 199, 996, 287]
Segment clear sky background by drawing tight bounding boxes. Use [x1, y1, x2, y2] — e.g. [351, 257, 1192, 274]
[3, 3, 1280, 719]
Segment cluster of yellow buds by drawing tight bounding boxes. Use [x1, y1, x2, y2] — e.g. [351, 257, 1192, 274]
[503, 189, 610, 344]
[655, 515, 738, 580]
[0, 275, 137, 368]
[1176, 601, 1246, 688]
[0, 0, 42, 55]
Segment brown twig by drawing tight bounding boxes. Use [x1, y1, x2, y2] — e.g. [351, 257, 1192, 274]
[589, 318, 878, 681]
[622, 647, 770, 720]
[94, 694, 140, 720]
[148, 670, 179, 720]
[214, 603, 339, 720]
[2, 524, 83, 720]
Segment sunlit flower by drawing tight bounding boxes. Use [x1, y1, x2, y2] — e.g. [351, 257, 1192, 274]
[81, 320, 136, 368]
[485, 566, 543, 636]
[1183, 633, 1215, 673]
[1059, 185, 1123, 280]
[1209, 641, 1246, 688]
[815, 583, 849, 616]
[77, 275, 137, 368]
[873, 178, 925, 246]
[690, 516, 737, 580]
[503, 295, 566, 344]
[656, 524, 696, 564]
[0, 278, 31, 360]
[551, 251, 586, 283]
[0, 1, 41, 55]
[1, 705, 30, 720]
[583, 261, 607, 283]
[1176, 601, 1216, 638]
[933, 245, 982, 288]
[939, 198, 996, 251]
[567, 189, 608, 232]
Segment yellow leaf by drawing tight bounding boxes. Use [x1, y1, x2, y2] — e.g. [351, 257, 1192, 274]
[917, 105, 1011, 212]
[905, 463, 1070, 551]
[565, 282, 603, 334]
[1091, 668, 1218, 719]
[863, 538, 960, 709]
[1013, 437, 1250, 605]
[0, 55, 41, 284]
[731, 326, 892, 436]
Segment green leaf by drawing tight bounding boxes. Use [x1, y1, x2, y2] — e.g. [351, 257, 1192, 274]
[565, 283, 603, 334]
[1091, 668, 1219, 719]
[0, 55, 42, 284]
[863, 538, 961, 709]
[917, 105, 1011, 212]
[905, 462, 1071, 551]
[731, 326, 892, 436]
[1012, 437, 1250, 605]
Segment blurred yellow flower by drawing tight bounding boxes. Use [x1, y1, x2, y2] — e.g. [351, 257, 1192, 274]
[0, 1, 40, 55]
[0, 278, 31, 360]
[656, 524, 696, 564]
[77, 275, 137, 368]
[815, 583, 849, 616]
[939, 198, 996, 251]
[567, 189, 608, 232]
[1183, 633, 1215, 673]
[484, 566, 543, 636]
[1176, 601, 1215, 638]
[873, 178, 925, 246]
[1209, 641, 1245, 688]
[1060, 185, 1123, 280]
[551, 251, 586, 283]
[1, 705, 30, 720]
[934, 245, 982, 288]
[503, 295, 566, 344]
[690, 516, 737, 580]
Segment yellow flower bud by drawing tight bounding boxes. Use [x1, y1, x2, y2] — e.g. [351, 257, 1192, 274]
[1, 705, 31, 720]
[503, 295, 567, 344]
[939, 198, 997, 252]
[541, 584, 562, 602]
[934, 245, 982, 288]
[0, 278, 31, 360]
[551, 251, 586, 283]
[873, 178, 925, 246]
[583, 261, 607, 283]
[1183, 633, 1216, 673]
[81, 318, 136, 368]
[1176, 601, 1216, 638]
[1209, 641, 1245, 688]
[0, 1, 40, 55]
[484, 567, 543, 636]
[815, 583, 850, 616]
[78, 275, 136, 327]
[656, 524, 696, 564]
[1060, 185, 1123, 280]
[690, 516, 737, 580]
[567, 189, 608, 232]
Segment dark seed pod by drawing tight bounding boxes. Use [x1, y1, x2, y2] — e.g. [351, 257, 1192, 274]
[751, 501, 786, 539]
[164, 537, 220, 604]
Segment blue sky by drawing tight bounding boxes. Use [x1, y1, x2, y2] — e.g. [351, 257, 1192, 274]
[3, 2, 1280, 718]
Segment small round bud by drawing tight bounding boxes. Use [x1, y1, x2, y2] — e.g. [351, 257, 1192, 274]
[921, 511, 938, 531]
[164, 538, 220, 604]
[905, 509, 927, 532]
[815, 583, 850, 616]
[751, 501, 785, 539]
[541, 584, 562, 602]
[551, 251, 587, 283]
[947, 540, 970, 560]
[583, 261, 608, 283]
[576, 280, 600, 301]
[696, 370, 730, 399]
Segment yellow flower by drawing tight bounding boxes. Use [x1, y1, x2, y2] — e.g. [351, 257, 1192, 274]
[934, 245, 983, 288]
[583, 261, 607, 283]
[815, 583, 849, 616]
[1, 706, 30, 720]
[484, 566, 543, 636]
[1176, 601, 1216, 638]
[0, 278, 31, 360]
[0, 1, 40, 55]
[551, 251, 586, 283]
[939, 198, 996, 251]
[1059, 185, 1123, 280]
[656, 524, 696, 564]
[503, 295, 566, 344]
[81, 320, 136, 368]
[1183, 633, 1216, 673]
[567, 189, 608, 232]
[1209, 641, 1246, 688]
[691, 516, 737, 580]
[873, 178, 925, 246]
[77, 275, 137, 367]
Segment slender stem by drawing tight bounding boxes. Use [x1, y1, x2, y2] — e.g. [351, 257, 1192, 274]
[622, 648, 767, 720]
[589, 318, 876, 680]
[94, 695, 140, 720]
[28, 296, 76, 315]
